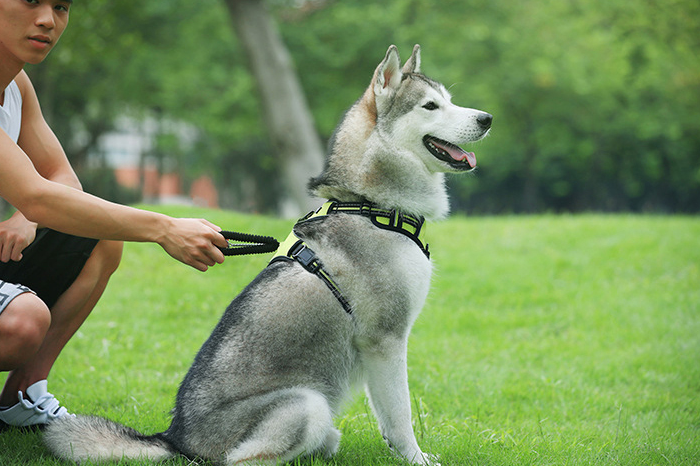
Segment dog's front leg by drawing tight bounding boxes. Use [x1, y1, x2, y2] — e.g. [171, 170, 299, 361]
[362, 338, 438, 465]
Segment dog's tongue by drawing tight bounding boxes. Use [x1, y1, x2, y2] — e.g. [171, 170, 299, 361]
[434, 140, 477, 168]
[458, 149, 477, 168]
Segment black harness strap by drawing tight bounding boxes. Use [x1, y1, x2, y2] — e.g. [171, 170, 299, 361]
[325, 201, 429, 258]
[218, 200, 429, 317]
[284, 240, 352, 315]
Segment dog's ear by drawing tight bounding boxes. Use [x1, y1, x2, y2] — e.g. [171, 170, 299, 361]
[402, 44, 421, 74]
[373, 45, 402, 99]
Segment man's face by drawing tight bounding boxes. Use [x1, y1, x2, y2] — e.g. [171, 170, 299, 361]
[0, 0, 71, 66]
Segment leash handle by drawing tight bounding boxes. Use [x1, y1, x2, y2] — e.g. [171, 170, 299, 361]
[219, 231, 279, 256]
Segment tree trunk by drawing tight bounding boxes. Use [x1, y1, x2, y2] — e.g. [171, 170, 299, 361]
[224, 0, 324, 217]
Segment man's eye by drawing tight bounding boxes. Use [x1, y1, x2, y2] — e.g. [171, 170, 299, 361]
[422, 102, 438, 111]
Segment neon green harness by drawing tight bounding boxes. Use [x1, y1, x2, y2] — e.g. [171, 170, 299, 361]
[269, 200, 429, 315]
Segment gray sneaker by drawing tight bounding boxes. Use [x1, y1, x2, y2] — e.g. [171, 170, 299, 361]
[0, 380, 73, 428]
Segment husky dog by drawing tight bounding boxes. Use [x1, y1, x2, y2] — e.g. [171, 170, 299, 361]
[44, 44, 492, 465]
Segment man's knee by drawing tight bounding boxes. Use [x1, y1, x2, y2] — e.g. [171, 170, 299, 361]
[90, 240, 123, 278]
[0, 294, 51, 369]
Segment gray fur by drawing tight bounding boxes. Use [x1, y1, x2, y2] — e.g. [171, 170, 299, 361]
[43, 44, 491, 465]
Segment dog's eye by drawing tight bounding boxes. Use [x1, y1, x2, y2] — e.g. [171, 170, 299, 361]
[422, 102, 439, 111]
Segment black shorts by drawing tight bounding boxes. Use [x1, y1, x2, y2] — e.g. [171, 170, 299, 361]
[0, 229, 98, 309]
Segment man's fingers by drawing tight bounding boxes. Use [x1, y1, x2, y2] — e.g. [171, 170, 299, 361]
[161, 217, 229, 271]
[190, 261, 209, 272]
[190, 250, 224, 272]
[186, 237, 226, 272]
[0, 243, 9, 263]
[199, 218, 221, 231]
[11, 242, 24, 262]
[210, 246, 225, 264]
[204, 223, 229, 249]
[0, 240, 24, 262]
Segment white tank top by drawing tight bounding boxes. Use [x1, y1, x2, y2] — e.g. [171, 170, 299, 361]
[0, 80, 22, 143]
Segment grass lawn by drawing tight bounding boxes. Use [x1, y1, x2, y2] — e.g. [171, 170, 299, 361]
[1, 207, 698, 465]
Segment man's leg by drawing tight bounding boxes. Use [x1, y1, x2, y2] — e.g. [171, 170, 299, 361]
[0, 293, 51, 372]
[0, 240, 122, 407]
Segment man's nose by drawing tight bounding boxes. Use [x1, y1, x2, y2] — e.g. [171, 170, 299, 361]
[35, 6, 57, 29]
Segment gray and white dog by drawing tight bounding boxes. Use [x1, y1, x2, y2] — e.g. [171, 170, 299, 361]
[44, 44, 492, 465]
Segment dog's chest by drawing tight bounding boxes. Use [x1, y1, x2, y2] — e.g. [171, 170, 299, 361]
[308, 215, 432, 337]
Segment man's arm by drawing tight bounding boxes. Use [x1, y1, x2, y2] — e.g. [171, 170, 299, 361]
[0, 71, 226, 270]
[15, 70, 81, 190]
[0, 71, 75, 262]
[0, 129, 226, 271]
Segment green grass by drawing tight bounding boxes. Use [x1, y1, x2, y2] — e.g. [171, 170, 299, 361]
[1, 208, 699, 465]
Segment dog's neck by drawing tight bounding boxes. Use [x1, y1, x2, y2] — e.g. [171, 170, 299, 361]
[310, 158, 450, 221]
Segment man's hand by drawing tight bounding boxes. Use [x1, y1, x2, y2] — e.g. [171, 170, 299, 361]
[0, 211, 38, 262]
[158, 218, 227, 271]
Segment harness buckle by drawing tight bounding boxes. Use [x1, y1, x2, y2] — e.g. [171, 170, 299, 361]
[291, 244, 321, 273]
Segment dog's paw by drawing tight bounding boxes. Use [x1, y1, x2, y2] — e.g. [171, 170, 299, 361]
[414, 452, 440, 465]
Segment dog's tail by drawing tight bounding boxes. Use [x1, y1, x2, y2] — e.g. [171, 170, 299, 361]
[44, 415, 176, 463]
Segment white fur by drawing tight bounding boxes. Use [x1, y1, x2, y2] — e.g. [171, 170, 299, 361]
[224, 388, 338, 465]
[44, 416, 173, 463]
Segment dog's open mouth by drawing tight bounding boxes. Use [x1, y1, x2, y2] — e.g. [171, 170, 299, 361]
[423, 135, 476, 170]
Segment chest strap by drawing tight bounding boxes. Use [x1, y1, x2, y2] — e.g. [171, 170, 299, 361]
[270, 231, 352, 315]
[318, 200, 429, 259]
[269, 200, 430, 315]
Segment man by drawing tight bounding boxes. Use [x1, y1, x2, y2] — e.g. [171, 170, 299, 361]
[0, 0, 228, 428]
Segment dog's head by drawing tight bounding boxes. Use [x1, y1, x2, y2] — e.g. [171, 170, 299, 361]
[309, 45, 492, 218]
[372, 44, 492, 174]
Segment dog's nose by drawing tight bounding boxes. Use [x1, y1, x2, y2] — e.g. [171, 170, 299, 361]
[477, 112, 493, 129]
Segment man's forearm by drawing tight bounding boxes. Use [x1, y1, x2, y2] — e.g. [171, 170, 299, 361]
[20, 181, 168, 244]
[42, 166, 82, 191]
[7, 209, 38, 229]
[9, 169, 79, 230]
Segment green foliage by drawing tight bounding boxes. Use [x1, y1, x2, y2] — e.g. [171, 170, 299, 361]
[1, 208, 699, 465]
[27, 0, 700, 213]
[280, 0, 700, 213]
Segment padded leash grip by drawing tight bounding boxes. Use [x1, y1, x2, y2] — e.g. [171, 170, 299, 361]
[218, 231, 280, 256]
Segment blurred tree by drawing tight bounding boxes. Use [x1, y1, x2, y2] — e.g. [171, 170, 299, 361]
[224, 0, 324, 216]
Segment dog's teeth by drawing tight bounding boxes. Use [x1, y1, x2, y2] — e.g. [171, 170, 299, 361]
[427, 139, 451, 158]
[428, 142, 443, 154]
